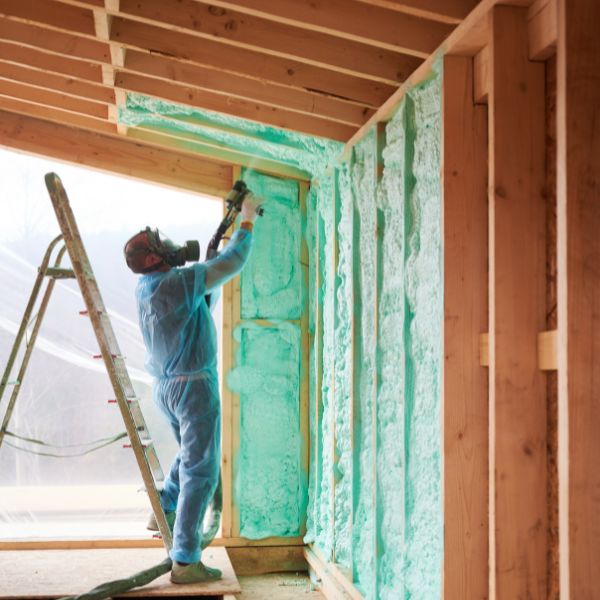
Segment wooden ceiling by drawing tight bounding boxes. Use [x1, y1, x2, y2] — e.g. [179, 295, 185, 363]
[0, 1, 481, 139]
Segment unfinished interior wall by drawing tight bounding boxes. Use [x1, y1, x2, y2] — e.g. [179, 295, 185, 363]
[306, 68, 443, 599]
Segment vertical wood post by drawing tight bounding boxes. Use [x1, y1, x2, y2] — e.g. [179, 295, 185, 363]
[488, 7, 547, 598]
[557, 0, 600, 596]
[442, 55, 489, 600]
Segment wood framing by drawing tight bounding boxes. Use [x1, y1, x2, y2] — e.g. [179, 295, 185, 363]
[442, 54, 488, 600]
[556, 0, 600, 596]
[488, 6, 547, 598]
[0, 109, 232, 197]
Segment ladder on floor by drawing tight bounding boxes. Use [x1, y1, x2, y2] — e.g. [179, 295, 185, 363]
[0, 172, 173, 551]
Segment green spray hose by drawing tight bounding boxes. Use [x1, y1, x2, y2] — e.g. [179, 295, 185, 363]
[56, 477, 222, 600]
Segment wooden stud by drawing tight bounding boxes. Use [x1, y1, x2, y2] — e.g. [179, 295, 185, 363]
[305, 546, 363, 600]
[299, 181, 311, 538]
[0, 110, 232, 197]
[230, 164, 243, 539]
[556, 0, 600, 596]
[442, 55, 489, 600]
[488, 7, 547, 598]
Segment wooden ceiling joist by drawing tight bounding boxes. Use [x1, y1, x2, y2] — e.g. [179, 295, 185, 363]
[115, 0, 422, 85]
[124, 52, 374, 126]
[0, 42, 102, 82]
[110, 18, 394, 107]
[115, 72, 357, 141]
[0, 0, 472, 166]
[192, 0, 454, 57]
[0, 109, 233, 196]
[0, 61, 115, 104]
[352, 0, 479, 24]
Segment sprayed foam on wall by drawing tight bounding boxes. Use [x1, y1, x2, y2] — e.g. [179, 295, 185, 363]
[350, 132, 378, 598]
[119, 94, 342, 178]
[240, 170, 302, 320]
[375, 100, 411, 600]
[227, 322, 306, 538]
[402, 71, 443, 599]
[314, 175, 335, 557]
[332, 164, 354, 568]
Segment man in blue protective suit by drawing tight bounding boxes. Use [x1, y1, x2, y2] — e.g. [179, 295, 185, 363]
[124, 195, 260, 584]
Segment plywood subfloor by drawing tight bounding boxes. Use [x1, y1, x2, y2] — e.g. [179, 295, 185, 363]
[237, 574, 325, 600]
[0, 547, 240, 598]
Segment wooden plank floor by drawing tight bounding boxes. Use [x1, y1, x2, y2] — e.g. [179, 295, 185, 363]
[0, 547, 240, 598]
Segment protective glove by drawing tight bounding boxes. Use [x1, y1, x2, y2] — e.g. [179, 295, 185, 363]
[240, 192, 262, 223]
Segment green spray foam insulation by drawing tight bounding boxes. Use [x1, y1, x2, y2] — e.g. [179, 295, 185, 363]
[240, 169, 302, 320]
[401, 67, 443, 600]
[351, 131, 379, 598]
[306, 65, 443, 598]
[227, 322, 307, 538]
[332, 163, 354, 569]
[118, 94, 342, 179]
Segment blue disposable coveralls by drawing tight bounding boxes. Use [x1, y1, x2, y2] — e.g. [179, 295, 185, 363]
[136, 229, 252, 564]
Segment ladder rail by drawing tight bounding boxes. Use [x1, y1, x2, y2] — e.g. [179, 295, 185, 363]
[0, 242, 69, 450]
[44, 173, 173, 551]
[0, 234, 63, 406]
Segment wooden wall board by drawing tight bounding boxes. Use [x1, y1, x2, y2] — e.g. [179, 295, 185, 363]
[0, 547, 240, 598]
[556, 0, 600, 596]
[442, 54, 489, 600]
[488, 6, 547, 598]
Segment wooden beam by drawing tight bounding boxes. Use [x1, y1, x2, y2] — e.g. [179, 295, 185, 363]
[528, 0, 557, 60]
[127, 128, 311, 182]
[117, 0, 421, 84]
[339, 0, 539, 162]
[0, 110, 232, 197]
[0, 41, 102, 82]
[556, 0, 600, 596]
[0, 0, 96, 37]
[305, 546, 362, 600]
[0, 79, 108, 118]
[488, 7, 546, 598]
[0, 17, 110, 63]
[227, 545, 307, 575]
[115, 72, 357, 142]
[0, 60, 114, 104]
[197, 0, 453, 57]
[0, 96, 116, 134]
[352, 0, 479, 24]
[93, 0, 127, 134]
[110, 18, 394, 108]
[442, 55, 488, 600]
[124, 51, 374, 126]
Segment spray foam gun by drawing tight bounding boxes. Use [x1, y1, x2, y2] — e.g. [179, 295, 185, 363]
[205, 179, 264, 260]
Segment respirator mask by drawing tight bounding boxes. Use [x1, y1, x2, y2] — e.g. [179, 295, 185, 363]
[124, 227, 200, 274]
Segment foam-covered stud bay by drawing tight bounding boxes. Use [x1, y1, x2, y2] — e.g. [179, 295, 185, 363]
[240, 170, 302, 321]
[227, 323, 305, 538]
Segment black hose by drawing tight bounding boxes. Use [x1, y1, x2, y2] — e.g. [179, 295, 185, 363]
[56, 476, 222, 600]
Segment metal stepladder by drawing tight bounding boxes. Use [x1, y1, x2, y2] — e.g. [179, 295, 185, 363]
[0, 172, 172, 551]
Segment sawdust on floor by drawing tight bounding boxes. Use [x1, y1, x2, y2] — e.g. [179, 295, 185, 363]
[237, 573, 325, 599]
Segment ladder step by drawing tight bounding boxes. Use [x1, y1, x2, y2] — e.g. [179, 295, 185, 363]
[44, 267, 75, 279]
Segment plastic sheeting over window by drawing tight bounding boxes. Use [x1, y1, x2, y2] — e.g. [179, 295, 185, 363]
[0, 149, 221, 540]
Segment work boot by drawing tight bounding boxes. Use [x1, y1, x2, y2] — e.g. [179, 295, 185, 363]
[146, 510, 176, 532]
[170, 561, 222, 584]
